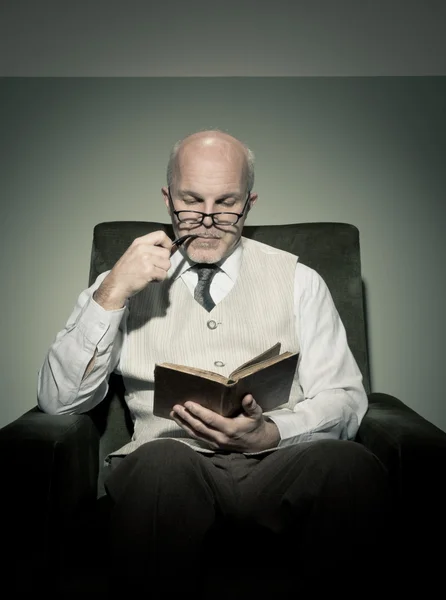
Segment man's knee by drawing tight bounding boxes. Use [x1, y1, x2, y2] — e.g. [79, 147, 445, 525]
[302, 440, 392, 518]
[304, 439, 387, 478]
[280, 439, 390, 507]
[126, 438, 201, 471]
[104, 439, 207, 501]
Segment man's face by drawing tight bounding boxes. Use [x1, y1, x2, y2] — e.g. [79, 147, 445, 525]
[162, 139, 257, 264]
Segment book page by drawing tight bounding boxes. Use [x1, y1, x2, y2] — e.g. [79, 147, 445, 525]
[229, 343, 282, 379]
[158, 363, 232, 385]
[232, 350, 296, 380]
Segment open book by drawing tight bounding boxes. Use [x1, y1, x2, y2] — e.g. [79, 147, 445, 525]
[153, 342, 299, 419]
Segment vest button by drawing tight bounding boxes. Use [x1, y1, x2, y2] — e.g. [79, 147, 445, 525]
[214, 361, 225, 367]
[207, 320, 218, 330]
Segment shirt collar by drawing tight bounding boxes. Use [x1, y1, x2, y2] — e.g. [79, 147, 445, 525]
[168, 237, 243, 282]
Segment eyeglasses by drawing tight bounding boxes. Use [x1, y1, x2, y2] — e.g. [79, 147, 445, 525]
[168, 188, 251, 226]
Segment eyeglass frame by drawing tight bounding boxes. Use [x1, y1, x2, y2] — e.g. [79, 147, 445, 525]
[167, 187, 252, 226]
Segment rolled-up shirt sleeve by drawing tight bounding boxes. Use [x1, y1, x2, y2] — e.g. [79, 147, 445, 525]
[266, 263, 368, 446]
[37, 270, 128, 415]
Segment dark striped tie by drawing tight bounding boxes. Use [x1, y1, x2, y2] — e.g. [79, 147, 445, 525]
[194, 264, 219, 311]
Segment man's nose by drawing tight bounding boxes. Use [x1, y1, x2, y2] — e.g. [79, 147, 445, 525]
[202, 214, 214, 227]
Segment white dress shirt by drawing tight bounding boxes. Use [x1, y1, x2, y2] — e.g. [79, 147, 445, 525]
[37, 239, 368, 446]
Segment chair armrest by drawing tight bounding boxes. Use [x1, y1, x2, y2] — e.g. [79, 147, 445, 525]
[356, 392, 446, 546]
[0, 406, 100, 572]
[357, 392, 446, 494]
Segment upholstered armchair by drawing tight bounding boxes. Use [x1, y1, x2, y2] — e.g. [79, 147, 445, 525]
[2, 221, 445, 596]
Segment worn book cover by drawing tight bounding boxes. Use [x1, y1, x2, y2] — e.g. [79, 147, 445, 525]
[153, 343, 299, 419]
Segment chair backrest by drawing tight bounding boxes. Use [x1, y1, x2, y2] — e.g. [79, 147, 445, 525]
[88, 221, 370, 494]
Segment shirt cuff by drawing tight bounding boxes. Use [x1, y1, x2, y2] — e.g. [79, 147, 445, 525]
[266, 410, 313, 446]
[77, 295, 127, 349]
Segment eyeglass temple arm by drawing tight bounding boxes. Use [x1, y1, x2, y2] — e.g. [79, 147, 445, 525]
[171, 234, 200, 254]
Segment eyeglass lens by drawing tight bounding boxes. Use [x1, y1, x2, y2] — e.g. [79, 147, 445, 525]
[176, 212, 239, 225]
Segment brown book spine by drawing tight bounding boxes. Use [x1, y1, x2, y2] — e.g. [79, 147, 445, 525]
[219, 383, 242, 418]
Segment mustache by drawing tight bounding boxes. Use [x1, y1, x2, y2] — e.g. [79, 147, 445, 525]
[187, 233, 221, 239]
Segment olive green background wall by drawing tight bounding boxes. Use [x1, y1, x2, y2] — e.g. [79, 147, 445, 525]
[1, 76, 445, 432]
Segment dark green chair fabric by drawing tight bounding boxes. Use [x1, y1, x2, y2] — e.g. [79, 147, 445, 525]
[1, 221, 445, 596]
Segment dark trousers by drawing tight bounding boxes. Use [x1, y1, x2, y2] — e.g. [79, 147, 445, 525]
[104, 438, 393, 595]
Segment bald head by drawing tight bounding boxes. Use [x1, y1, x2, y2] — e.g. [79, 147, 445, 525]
[167, 130, 255, 193]
[162, 129, 258, 264]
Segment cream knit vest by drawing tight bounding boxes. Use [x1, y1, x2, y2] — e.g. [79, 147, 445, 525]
[111, 237, 301, 458]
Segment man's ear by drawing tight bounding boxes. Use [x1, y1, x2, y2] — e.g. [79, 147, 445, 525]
[161, 187, 171, 214]
[247, 192, 258, 212]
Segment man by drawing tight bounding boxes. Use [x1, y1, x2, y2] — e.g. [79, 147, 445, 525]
[38, 130, 391, 594]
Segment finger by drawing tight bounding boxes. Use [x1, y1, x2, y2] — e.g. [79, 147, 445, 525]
[174, 405, 227, 446]
[170, 409, 219, 448]
[170, 411, 199, 439]
[241, 394, 262, 417]
[174, 404, 215, 434]
[135, 230, 173, 251]
[184, 402, 228, 433]
[149, 265, 171, 282]
[134, 244, 173, 265]
[148, 254, 171, 273]
[147, 245, 172, 259]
